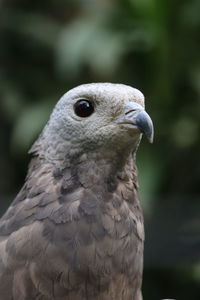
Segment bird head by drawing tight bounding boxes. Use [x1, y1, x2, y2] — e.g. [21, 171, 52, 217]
[32, 83, 153, 164]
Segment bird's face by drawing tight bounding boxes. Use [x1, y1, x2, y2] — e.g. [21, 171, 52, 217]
[41, 83, 153, 162]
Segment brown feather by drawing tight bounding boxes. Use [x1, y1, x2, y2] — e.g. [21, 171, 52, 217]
[0, 152, 144, 299]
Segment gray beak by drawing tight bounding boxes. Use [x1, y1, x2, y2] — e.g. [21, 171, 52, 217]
[116, 102, 154, 143]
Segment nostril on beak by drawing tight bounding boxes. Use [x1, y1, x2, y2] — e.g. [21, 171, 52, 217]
[125, 109, 137, 115]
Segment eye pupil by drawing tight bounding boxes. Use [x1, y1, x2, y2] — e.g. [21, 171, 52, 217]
[74, 100, 94, 117]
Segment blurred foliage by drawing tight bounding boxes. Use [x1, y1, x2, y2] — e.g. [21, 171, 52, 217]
[0, 0, 200, 299]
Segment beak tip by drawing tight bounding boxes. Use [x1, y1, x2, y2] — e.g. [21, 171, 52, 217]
[147, 129, 154, 143]
[136, 111, 154, 144]
[148, 134, 154, 144]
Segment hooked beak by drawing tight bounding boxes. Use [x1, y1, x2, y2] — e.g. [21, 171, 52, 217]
[116, 102, 154, 143]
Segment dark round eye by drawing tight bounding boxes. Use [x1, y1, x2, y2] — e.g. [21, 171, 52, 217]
[74, 99, 94, 118]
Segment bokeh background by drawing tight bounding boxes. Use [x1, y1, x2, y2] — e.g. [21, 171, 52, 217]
[1, 0, 200, 299]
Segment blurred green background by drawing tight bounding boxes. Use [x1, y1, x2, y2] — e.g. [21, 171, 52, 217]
[0, 0, 200, 299]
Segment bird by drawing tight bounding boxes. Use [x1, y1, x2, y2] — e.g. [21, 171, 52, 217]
[0, 83, 153, 300]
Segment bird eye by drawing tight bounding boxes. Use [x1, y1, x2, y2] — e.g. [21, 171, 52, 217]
[74, 99, 94, 118]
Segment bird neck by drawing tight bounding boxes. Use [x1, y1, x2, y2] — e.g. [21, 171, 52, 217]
[50, 150, 139, 200]
[29, 145, 139, 204]
[75, 151, 136, 180]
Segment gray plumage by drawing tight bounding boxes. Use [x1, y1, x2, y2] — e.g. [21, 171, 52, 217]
[0, 83, 153, 300]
